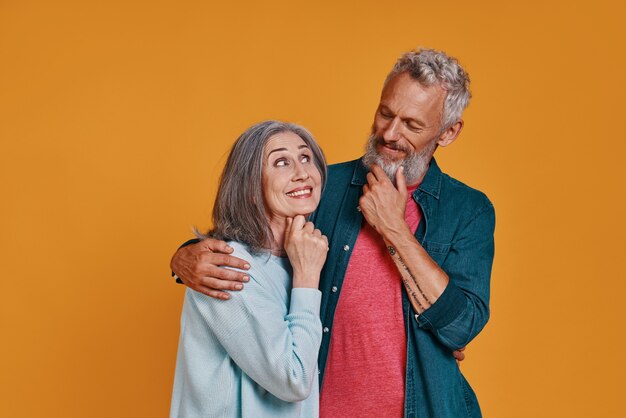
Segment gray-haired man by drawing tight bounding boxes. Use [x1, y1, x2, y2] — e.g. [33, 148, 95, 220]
[171, 48, 495, 418]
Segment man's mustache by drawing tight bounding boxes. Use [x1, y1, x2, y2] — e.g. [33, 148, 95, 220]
[373, 136, 411, 154]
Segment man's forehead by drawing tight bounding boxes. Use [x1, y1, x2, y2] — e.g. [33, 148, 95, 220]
[379, 73, 446, 120]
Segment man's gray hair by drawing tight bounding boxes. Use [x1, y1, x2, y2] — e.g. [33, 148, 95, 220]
[385, 48, 471, 130]
[196, 120, 327, 253]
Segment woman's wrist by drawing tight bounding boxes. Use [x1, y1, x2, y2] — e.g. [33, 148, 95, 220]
[292, 272, 320, 288]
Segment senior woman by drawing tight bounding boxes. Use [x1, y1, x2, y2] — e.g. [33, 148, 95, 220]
[170, 121, 328, 418]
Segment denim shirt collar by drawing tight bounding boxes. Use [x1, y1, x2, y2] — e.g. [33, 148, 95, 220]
[350, 156, 442, 200]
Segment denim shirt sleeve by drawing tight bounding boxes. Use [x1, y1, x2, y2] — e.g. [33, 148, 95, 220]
[416, 201, 496, 350]
[171, 238, 201, 283]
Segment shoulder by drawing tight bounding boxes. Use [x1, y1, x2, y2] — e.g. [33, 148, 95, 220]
[185, 242, 289, 317]
[435, 172, 495, 235]
[225, 241, 291, 288]
[328, 158, 360, 174]
[443, 174, 493, 207]
[327, 159, 360, 182]
[322, 158, 361, 193]
[226, 241, 256, 262]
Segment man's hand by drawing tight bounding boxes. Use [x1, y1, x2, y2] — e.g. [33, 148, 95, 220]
[359, 164, 411, 240]
[453, 346, 466, 363]
[170, 238, 251, 300]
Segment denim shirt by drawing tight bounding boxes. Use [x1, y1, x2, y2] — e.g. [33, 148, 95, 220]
[310, 157, 495, 418]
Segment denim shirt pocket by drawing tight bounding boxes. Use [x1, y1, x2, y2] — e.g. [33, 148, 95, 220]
[417, 239, 451, 266]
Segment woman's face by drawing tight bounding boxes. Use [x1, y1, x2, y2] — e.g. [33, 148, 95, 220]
[262, 131, 322, 224]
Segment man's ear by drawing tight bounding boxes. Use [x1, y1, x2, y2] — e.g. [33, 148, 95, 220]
[436, 120, 464, 147]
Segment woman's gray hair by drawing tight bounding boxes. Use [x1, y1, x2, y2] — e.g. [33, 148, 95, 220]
[196, 120, 327, 253]
[385, 48, 471, 130]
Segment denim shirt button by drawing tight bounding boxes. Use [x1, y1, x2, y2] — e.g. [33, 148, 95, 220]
[323, 327, 329, 333]
[414, 314, 419, 321]
[331, 286, 338, 292]
[343, 245, 350, 251]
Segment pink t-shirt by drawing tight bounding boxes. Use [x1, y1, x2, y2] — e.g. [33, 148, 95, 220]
[320, 185, 421, 417]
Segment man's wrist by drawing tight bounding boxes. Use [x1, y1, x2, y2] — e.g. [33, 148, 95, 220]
[380, 221, 414, 245]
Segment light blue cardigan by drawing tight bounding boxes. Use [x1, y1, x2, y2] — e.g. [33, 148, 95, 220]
[170, 242, 322, 417]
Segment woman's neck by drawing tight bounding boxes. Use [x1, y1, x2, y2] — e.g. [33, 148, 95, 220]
[268, 216, 287, 256]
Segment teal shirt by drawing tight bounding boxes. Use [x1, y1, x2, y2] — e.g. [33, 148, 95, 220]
[311, 158, 495, 417]
[171, 242, 322, 417]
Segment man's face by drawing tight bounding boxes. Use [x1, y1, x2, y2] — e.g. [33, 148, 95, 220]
[364, 72, 458, 185]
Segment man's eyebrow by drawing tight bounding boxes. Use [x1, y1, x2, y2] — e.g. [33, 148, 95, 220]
[380, 103, 427, 128]
[405, 116, 427, 128]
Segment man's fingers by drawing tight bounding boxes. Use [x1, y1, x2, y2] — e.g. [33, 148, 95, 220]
[203, 265, 249, 283]
[193, 284, 232, 300]
[370, 164, 389, 183]
[199, 237, 233, 254]
[366, 171, 378, 186]
[199, 252, 250, 271]
[396, 166, 407, 196]
[199, 272, 247, 290]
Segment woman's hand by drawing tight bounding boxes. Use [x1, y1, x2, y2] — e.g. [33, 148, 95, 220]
[283, 215, 328, 289]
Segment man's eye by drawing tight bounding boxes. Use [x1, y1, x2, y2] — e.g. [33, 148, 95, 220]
[379, 110, 393, 119]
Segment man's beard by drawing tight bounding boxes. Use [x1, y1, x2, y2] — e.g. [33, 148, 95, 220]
[362, 134, 437, 185]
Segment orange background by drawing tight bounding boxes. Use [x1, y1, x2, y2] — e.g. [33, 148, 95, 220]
[1, 0, 625, 416]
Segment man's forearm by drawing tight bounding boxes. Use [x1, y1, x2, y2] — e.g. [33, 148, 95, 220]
[382, 227, 448, 314]
[383, 205, 495, 350]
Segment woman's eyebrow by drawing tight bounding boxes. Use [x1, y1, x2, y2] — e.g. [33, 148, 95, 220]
[267, 147, 287, 156]
[268, 144, 309, 156]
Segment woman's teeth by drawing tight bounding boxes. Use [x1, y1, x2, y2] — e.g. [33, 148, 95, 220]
[286, 189, 311, 197]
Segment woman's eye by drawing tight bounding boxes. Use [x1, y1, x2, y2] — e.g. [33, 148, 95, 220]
[275, 159, 288, 167]
[301, 155, 311, 163]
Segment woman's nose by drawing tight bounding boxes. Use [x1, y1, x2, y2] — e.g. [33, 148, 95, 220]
[292, 162, 310, 181]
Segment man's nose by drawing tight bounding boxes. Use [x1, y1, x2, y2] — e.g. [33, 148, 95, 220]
[382, 118, 401, 142]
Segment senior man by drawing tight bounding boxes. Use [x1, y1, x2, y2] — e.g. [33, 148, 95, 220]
[171, 48, 495, 418]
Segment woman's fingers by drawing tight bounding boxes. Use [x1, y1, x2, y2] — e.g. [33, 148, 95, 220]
[291, 215, 306, 230]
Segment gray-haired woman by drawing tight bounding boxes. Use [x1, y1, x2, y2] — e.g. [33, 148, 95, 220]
[170, 121, 328, 418]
